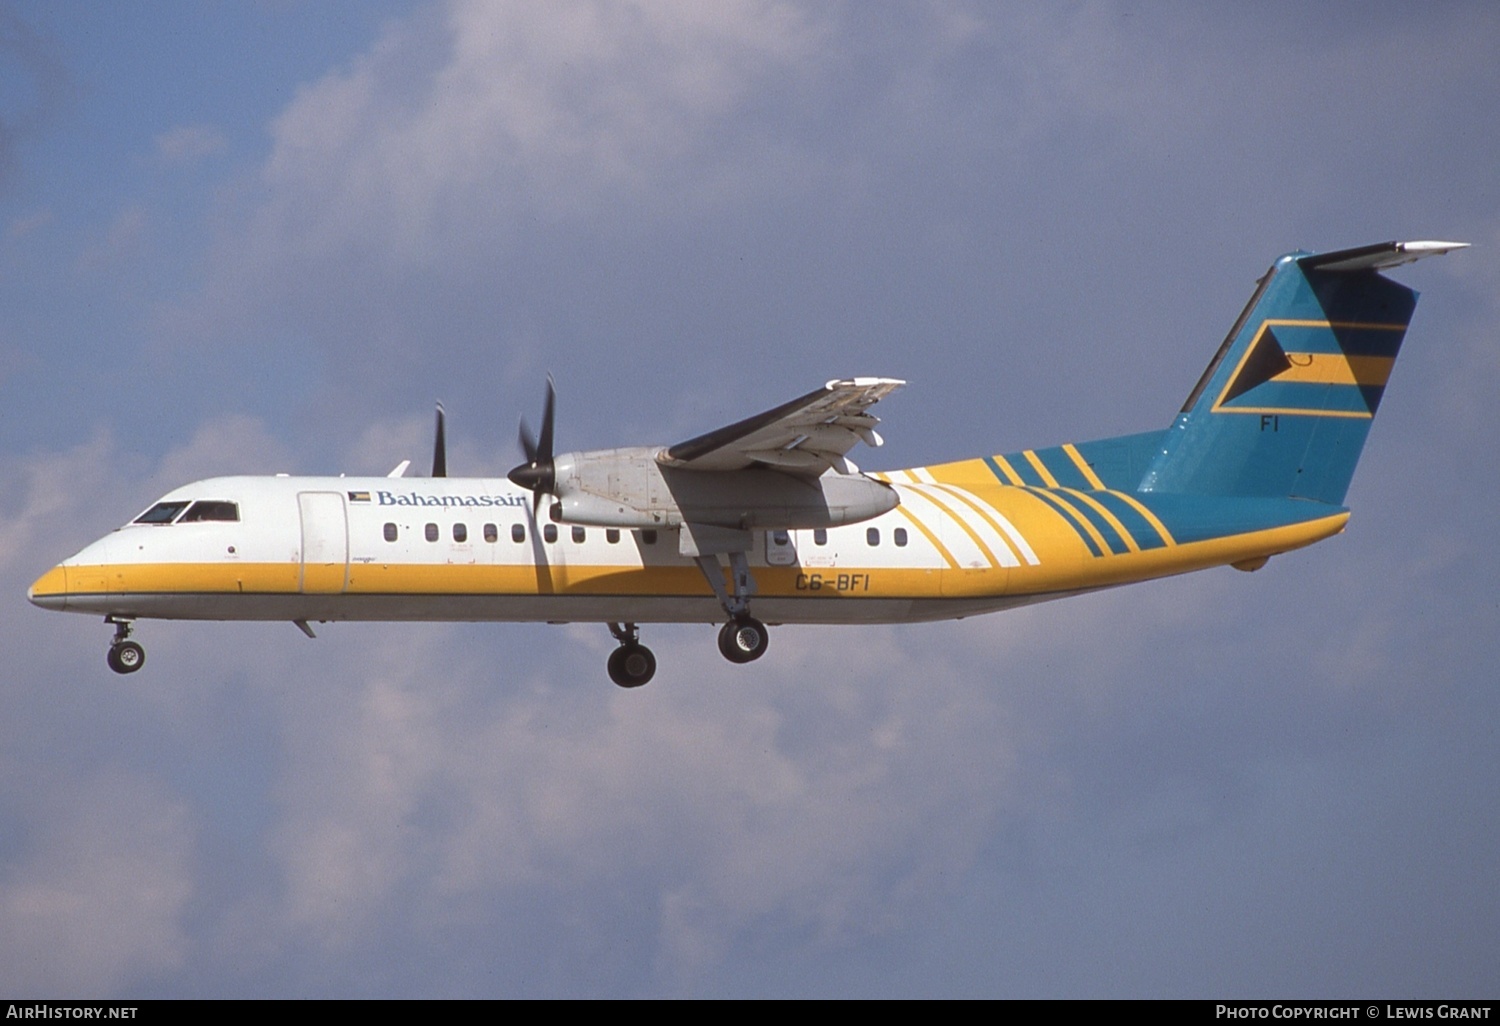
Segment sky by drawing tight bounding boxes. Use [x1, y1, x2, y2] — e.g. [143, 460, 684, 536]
[1, 1, 1497, 998]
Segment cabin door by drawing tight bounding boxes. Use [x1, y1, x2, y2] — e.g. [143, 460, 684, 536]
[298, 492, 349, 594]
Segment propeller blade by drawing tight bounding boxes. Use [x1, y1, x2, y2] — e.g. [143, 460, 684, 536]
[537, 376, 555, 465]
[508, 377, 558, 506]
[432, 402, 447, 478]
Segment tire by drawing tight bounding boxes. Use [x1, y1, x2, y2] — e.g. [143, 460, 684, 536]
[717, 616, 769, 664]
[607, 643, 656, 688]
[107, 641, 145, 675]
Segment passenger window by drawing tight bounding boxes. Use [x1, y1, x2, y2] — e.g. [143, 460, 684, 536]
[867, 527, 880, 546]
[572, 526, 585, 543]
[425, 523, 438, 542]
[894, 527, 908, 547]
[606, 529, 620, 544]
[383, 523, 398, 542]
[543, 524, 558, 544]
[133, 501, 190, 525]
[453, 523, 467, 543]
[484, 523, 498, 543]
[642, 529, 657, 545]
[511, 524, 525, 543]
[179, 500, 240, 523]
[814, 528, 828, 546]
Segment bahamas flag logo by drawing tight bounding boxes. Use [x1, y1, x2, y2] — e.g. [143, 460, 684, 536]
[1212, 318, 1406, 419]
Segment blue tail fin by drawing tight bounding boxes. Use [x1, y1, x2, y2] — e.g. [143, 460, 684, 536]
[1138, 241, 1465, 504]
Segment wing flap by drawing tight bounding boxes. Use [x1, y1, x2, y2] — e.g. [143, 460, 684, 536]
[660, 377, 905, 474]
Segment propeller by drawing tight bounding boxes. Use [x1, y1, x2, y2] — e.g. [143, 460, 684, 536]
[432, 402, 447, 478]
[508, 377, 556, 510]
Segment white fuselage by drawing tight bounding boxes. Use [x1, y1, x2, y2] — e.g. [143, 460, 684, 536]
[29, 469, 1348, 629]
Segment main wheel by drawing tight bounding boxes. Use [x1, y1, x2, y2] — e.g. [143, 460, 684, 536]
[107, 641, 145, 675]
[607, 643, 656, 688]
[717, 616, 769, 664]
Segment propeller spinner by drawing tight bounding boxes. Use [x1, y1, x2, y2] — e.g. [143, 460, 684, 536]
[508, 378, 557, 507]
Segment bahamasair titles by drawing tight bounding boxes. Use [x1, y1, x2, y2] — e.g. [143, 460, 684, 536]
[29, 240, 1465, 687]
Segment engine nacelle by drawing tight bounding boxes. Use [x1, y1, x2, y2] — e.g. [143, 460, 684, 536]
[550, 447, 898, 529]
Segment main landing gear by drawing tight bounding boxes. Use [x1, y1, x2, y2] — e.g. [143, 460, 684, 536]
[695, 550, 770, 666]
[717, 615, 770, 664]
[602, 548, 773, 687]
[607, 622, 656, 688]
[105, 616, 145, 674]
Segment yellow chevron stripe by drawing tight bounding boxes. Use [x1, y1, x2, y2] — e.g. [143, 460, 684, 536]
[909, 485, 1002, 569]
[1022, 450, 1059, 487]
[1061, 488, 1140, 553]
[1109, 490, 1177, 547]
[990, 455, 1025, 486]
[1030, 488, 1111, 555]
[894, 504, 961, 571]
[927, 483, 1023, 566]
[1061, 444, 1107, 490]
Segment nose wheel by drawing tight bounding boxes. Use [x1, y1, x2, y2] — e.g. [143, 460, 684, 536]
[606, 622, 656, 688]
[105, 617, 145, 674]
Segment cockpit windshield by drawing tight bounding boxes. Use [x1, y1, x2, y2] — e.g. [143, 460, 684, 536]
[179, 500, 239, 522]
[132, 500, 239, 525]
[133, 501, 190, 524]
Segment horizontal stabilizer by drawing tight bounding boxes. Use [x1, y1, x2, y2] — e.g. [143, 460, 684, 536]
[1298, 240, 1468, 272]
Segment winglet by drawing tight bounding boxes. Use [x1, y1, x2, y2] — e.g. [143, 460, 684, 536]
[1298, 240, 1468, 272]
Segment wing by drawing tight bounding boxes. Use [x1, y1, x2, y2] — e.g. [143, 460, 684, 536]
[659, 377, 905, 475]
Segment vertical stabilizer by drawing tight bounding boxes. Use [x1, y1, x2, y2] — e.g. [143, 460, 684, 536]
[1138, 241, 1464, 504]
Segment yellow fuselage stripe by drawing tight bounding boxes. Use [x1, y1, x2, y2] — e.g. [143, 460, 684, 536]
[35, 512, 1351, 606]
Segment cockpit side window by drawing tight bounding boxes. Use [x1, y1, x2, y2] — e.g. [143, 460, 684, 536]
[133, 501, 190, 525]
[179, 500, 240, 523]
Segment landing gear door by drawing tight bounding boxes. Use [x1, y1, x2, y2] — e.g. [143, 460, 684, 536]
[765, 529, 797, 567]
[298, 491, 349, 594]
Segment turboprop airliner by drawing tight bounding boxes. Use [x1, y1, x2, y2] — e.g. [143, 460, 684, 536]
[29, 240, 1464, 687]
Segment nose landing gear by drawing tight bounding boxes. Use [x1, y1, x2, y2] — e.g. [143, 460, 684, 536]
[105, 616, 145, 674]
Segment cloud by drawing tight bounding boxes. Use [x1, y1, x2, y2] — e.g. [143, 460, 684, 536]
[0, 7, 71, 194]
[9, 0, 1500, 997]
[153, 124, 229, 168]
[0, 773, 194, 993]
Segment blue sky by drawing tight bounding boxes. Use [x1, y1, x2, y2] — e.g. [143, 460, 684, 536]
[2, 1, 1497, 997]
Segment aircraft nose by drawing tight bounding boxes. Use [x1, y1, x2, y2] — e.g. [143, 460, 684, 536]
[27, 565, 69, 611]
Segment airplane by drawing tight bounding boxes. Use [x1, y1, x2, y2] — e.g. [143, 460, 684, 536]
[28, 239, 1465, 687]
